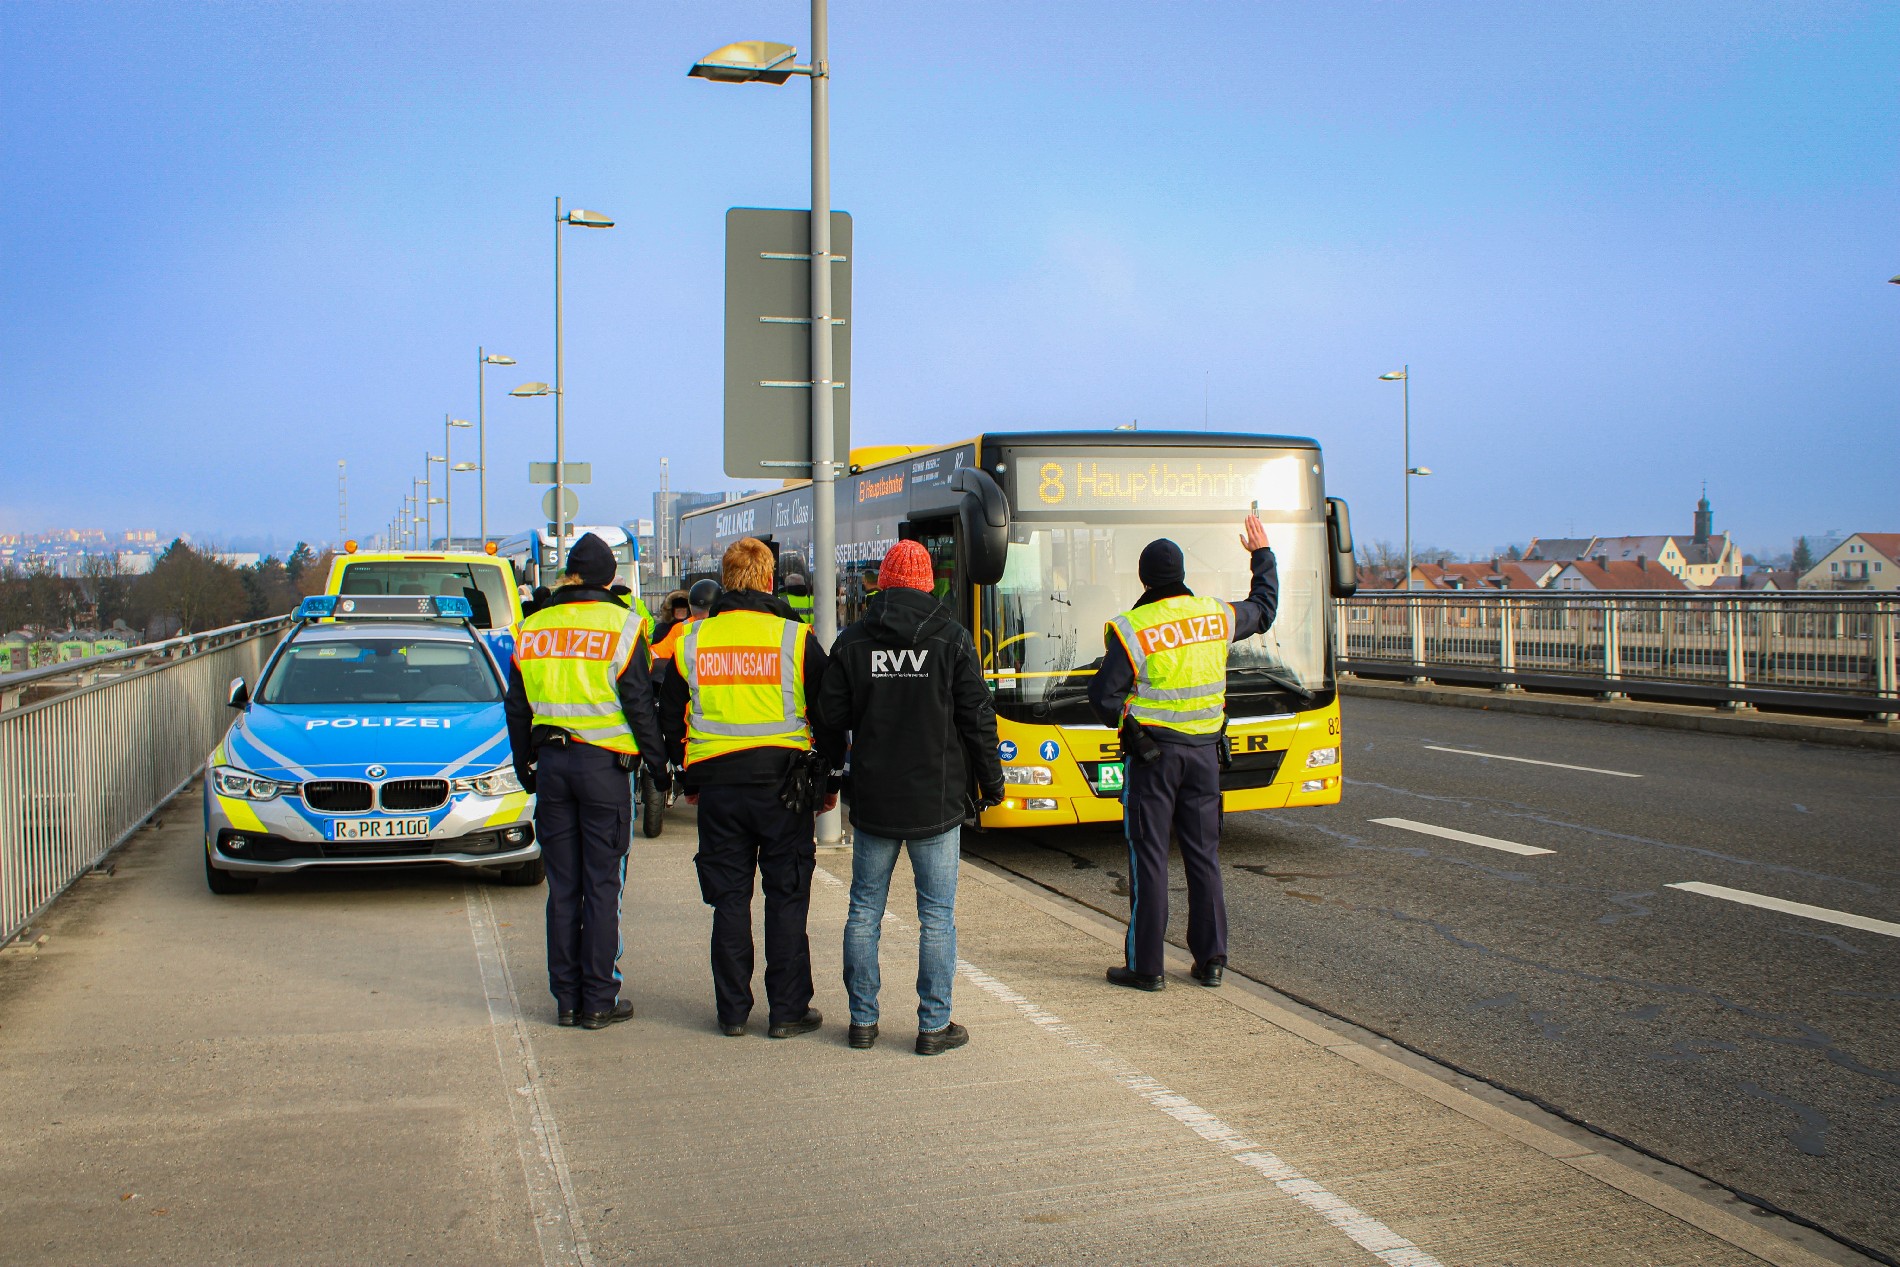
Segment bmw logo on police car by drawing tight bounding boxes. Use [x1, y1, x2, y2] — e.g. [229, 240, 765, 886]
[365, 765, 387, 779]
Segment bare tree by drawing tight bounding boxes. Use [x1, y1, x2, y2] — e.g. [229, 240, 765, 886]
[134, 540, 246, 634]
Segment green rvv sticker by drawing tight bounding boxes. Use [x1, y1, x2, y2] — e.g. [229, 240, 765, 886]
[1096, 762, 1124, 792]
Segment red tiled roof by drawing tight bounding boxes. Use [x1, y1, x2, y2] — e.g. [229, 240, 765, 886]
[1558, 559, 1689, 590]
[1856, 534, 1900, 564]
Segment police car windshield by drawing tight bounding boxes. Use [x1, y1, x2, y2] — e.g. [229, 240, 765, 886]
[982, 518, 1331, 720]
[336, 561, 511, 629]
[259, 634, 502, 705]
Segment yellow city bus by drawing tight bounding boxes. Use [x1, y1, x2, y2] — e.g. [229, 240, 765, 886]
[677, 430, 1358, 829]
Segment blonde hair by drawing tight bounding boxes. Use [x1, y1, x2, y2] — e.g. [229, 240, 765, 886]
[721, 537, 776, 594]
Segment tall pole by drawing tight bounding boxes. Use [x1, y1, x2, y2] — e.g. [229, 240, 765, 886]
[658, 456, 671, 583]
[1402, 364, 1412, 591]
[422, 458, 433, 548]
[554, 195, 568, 573]
[478, 347, 489, 547]
[443, 414, 454, 546]
[337, 460, 347, 542]
[808, 0, 841, 844]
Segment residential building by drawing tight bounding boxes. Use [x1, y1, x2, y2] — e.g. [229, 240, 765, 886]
[1523, 489, 1742, 587]
[1409, 560, 1558, 590]
[1798, 534, 1900, 591]
[1549, 559, 1689, 591]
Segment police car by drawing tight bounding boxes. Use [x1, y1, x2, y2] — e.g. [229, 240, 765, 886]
[202, 593, 540, 893]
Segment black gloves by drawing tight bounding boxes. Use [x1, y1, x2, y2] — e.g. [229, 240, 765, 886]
[646, 760, 673, 795]
[517, 768, 537, 795]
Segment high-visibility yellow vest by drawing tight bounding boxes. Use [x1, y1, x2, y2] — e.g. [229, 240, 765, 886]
[784, 591, 814, 623]
[1106, 595, 1233, 736]
[514, 597, 647, 754]
[679, 609, 812, 766]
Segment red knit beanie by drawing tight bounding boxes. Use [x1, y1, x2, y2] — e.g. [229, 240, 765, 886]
[878, 540, 934, 592]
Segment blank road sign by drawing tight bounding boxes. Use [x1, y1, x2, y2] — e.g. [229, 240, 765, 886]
[529, 462, 591, 485]
[541, 487, 580, 521]
[724, 207, 851, 479]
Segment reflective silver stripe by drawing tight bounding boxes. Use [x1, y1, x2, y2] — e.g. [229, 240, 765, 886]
[693, 716, 804, 738]
[1129, 702, 1225, 723]
[610, 608, 645, 672]
[1136, 681, 1225, 701]
[778, 619, 800, 723]
[1111, 614, 1146, 672]
[534, 700, 625, 718]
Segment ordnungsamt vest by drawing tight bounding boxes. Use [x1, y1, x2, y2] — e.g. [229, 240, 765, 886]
[679, 609, 812, 766]
[1106, 595, 1233, 736]
[514, 597, 647, 754]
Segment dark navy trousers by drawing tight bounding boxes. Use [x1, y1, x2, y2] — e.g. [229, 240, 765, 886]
[1122, 741, 1227, 978]
[693, 784, 816, 1026]
[536, 742, 632, 1014]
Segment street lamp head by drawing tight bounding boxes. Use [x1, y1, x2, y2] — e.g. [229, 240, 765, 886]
[563, 209, 615, 229]
[689, 40, 798, 84]
[426, 497, 445, 506]
[483, 354, 517, 365]
[510, 382, 553, 398]
[1409, 466, 1433, 476]
[448, 418, 472, 428]
[452, 462, 479, 472]
[1379, 370, 1407, 381]
[1890, 275, 1900, 284]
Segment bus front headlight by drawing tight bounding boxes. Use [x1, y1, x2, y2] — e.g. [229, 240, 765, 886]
[1304, 747, 1339, 769]
[1002, 766, 1053, 785]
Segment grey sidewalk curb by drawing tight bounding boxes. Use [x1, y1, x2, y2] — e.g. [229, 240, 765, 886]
[1341, 678, 1900, 752]
[957, 855, 1868, 1267]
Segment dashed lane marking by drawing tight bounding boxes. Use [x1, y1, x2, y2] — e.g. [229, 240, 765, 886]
[1424, 744, 1643, 778]
[814, 866, 1448, 1267]
[466, 884, 594, 1267]
[1370, 816, 1555, 857]
[1667, 881, 1900, 940]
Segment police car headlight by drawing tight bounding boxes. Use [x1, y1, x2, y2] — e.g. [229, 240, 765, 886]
[1001, 766, 1053, 786]
[211, 765, 295, 801]
[1304, 747, 1339, 769]
[451, 766, 524, 797]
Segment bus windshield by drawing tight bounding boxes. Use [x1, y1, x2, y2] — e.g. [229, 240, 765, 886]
[981, 517, 1331, 725]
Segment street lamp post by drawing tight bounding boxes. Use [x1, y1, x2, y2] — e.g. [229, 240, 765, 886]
[478, 349, 516, 547]
[692, 3, 840, 843]
[445, 416, 471, 546]
[1379, 366, 1432, 589]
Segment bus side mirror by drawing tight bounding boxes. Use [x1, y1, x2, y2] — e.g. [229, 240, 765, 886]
[954, 468, 1010, 585]
[1326, 497, 1358, 597]
[227, 677, 250, 709]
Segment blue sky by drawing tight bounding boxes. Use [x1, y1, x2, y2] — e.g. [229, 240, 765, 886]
[2, 1, 1894, 559]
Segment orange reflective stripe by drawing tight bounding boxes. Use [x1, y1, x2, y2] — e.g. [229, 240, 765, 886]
[693, 646, 783, 685]
[517, 625, 617, 661]
[1132, 610, 1230, 656]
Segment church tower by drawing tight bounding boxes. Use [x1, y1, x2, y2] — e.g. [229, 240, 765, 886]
[1693, 482, 1712, 546]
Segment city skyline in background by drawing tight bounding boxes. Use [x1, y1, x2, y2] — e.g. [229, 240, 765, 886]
[3, 2, 1895, 555]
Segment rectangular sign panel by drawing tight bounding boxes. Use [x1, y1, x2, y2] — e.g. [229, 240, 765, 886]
[1012, 451, 1314, 514]
[529, 462, 591, 485]
[724, 208, 852, 479]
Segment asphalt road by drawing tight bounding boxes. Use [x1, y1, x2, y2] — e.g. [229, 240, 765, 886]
[964, 697, 1900, 1261]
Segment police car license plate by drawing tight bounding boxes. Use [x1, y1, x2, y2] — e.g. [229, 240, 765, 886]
[1096, 762, 1125, 792]
[330, 817, 431, 841]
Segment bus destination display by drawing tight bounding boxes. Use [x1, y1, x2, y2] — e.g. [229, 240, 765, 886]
[1015, 451, 1311, 513]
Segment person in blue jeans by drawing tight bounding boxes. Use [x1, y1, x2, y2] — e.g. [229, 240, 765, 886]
[816, 540, 1005, 1055]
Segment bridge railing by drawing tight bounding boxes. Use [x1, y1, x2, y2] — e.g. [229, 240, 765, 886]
[1335, 591, 1899, 718]
[0, 617, 291, 946]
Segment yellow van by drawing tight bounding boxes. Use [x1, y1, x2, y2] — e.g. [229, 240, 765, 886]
[324, 545, 524, 662]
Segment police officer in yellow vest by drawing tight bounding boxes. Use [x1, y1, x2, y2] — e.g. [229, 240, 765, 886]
[505, 533, 671, 1029]
[1087, 514, 1278, 992]
[660, 538, 845, 1038]
[781, 570, 815, 624]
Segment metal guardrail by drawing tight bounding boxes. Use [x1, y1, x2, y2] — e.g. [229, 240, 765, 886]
[1336, 591, 1900, 719]
[0, 617, 291, 946]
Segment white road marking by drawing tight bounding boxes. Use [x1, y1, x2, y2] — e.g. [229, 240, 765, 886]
[1370, 817, 1555, 857]
[1424, 744, 1642, 778]
[815, 866, 1447, 1267]
[466, 884, 594, 1267]
[1666, 881, 1900, 940]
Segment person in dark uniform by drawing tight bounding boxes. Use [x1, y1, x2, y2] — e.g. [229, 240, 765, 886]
[781, 571, 815, 624]
[505, 533, 671, 1029]
[1087, 513, 1277, 991]
[660, 538, 845, 1038]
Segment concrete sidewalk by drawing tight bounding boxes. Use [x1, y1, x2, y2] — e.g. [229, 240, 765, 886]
[0, 781, 1852, 1266]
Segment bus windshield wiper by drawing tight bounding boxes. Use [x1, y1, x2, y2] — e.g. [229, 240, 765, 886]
[1229, 666, 1316, 707]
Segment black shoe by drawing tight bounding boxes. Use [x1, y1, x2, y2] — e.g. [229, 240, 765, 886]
[1190, 961, 1225, 988]
[915, 1021, 969, 1056]
[767, 1007, 822, 1039]
[579, 998, 635, 1030]
[556, 1006, 580, 1027]
[1106, 965, 1165, 992]
[848, 1022, 879, 1049]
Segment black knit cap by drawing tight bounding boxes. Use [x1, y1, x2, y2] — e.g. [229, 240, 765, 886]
[564, 533, 617, 587]
[1138, 538, 1186, 589]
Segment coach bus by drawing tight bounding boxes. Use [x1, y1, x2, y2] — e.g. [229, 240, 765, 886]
[676, 430, 1358, 829]
[495, 524, 642, 594]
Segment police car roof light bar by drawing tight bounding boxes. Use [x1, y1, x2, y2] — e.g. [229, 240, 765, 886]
[294, 595, 339, 621]
[431, 595, 475, 620]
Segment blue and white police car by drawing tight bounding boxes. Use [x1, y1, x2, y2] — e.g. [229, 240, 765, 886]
[202, 593, 539, 893]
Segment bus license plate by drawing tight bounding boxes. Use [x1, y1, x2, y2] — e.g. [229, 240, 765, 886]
[330, 817, 431, 841]
[1096, 762, 1125, 793]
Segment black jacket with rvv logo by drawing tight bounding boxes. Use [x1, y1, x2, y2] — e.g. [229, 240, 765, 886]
[815, 588, 1005, 840]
